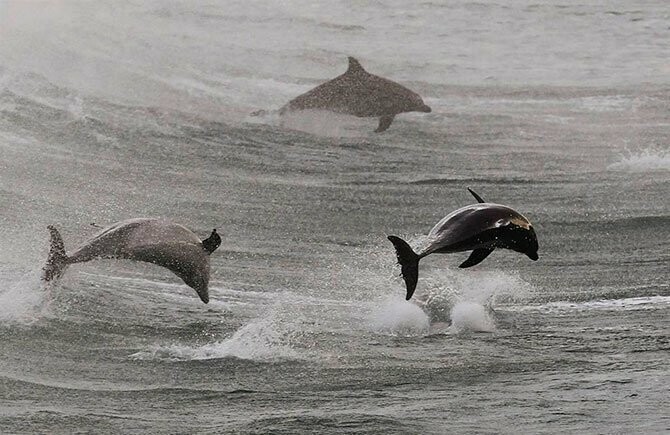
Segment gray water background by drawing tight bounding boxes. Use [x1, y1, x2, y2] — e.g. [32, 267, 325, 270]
[1, 1, 669, 433]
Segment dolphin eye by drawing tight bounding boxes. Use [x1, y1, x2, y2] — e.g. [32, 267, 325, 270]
[495, 219, 507, 227]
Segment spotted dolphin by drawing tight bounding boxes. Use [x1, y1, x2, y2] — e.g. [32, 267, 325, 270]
[43, 218, 221, 303]
[281, 56, 431, 133]
[388, 189, 539, 300]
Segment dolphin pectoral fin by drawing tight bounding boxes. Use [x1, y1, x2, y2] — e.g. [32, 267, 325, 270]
[459, 248, 494, 268]
[467, 188, 486, 203]
[202, 229, 221, 254]
[195, 287, 209, 304]
[375, 115, 395, 133]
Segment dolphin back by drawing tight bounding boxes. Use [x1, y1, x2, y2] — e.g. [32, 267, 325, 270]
[68, 218, 200, 262]
[282, 57, 429, 118]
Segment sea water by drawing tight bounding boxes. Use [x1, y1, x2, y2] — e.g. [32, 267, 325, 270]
[0, 1, 668, 433]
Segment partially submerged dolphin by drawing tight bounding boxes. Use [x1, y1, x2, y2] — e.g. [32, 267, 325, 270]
[43, 218, 221, 303]
[280, 57, 431, 133]
[388, 189, 539, 300]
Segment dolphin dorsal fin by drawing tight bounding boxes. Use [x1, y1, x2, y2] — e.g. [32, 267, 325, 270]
[347, 57, 366, 75]
[468, 187, 486, 203]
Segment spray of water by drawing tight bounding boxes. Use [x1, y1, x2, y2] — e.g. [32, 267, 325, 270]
[418, 268, 535, 333]
[130, 301, 306, 362]
[449, 301, 494, 333]
[0, 271, 51, 324]
[368, 296, 430, 337]
[131, 318, 302, 362]
[608, 146, 670, 172]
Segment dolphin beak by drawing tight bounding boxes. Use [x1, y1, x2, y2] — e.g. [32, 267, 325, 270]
[527, 251, 539, 261]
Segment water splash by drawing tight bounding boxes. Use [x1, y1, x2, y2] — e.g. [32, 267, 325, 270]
[608, 147, 670, 172]
[0, 270, 51, 324]
[421, 268, 533, 323]
[130, 310, 304, 362]
[449, 301, 494, 333]
[368, 296, 430, 337]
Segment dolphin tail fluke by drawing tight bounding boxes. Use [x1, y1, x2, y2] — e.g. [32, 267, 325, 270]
[387, 235, 421, 300]
[43, 225, 69, 282]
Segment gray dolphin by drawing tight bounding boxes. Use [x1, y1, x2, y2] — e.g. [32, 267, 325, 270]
[42, 218, 221, 303]
[280, 56, 431, 133]
[388, 189, 539, 300]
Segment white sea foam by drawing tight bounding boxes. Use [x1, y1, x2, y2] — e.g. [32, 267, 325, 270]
[368, 296, 430, 337]
[608, 147, 670, 172]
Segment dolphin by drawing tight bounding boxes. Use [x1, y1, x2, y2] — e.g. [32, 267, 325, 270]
[387, 189, 539, 300]
[280, 56, 431, 133]
[42, 218, 221, 303]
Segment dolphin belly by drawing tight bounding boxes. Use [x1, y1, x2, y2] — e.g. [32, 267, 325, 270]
[128, 243, 211, 303]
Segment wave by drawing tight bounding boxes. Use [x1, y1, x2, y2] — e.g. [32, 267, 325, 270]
[608, 147, 670, 172]
[0, 371, 265, 395]
[408, 176, 551, 186]
[238, 414, 414, 434]
[547, 215, 670, 233]
[510, 295, 670, 313]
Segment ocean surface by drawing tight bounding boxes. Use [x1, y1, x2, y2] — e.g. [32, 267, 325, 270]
[1, 1, 669, 433]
